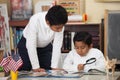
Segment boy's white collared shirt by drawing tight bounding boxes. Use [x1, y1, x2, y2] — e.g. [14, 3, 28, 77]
[23, 12, 64, 69]
[63, 48, 106, 72]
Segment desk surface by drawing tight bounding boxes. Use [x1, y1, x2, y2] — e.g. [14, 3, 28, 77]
[17, 72, 120, 80]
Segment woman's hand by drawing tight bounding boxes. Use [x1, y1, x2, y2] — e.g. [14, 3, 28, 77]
[32, 68, 45, 72]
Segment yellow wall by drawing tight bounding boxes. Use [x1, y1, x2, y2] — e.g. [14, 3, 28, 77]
[1, 0, 120, 23]
[86, 0, 120, 23]
[33, 0, 120, 23]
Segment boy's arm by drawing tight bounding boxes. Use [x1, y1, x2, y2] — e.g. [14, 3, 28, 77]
[24, 16, 40, 70]
[51, 28, 64, 69]
[63, 51, 79, 72]
[85, 51, 106, 72]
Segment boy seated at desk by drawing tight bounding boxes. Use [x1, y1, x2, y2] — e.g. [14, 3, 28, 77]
[63, 32, 106, 73]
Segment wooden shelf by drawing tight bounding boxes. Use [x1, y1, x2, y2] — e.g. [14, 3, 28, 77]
[9, 20, 29, 27]
[61, 50, 70, 53]
[65, 23, 100, 32]
[63, 23, 101, 52]
[9, 20, 102, 53]
[9, 20, 99, 27]
[66, 22, 99, 26]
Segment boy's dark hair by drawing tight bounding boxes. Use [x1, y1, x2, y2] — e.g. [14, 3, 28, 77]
[73, 32, 92, 46]
[45, 5, 68, 26]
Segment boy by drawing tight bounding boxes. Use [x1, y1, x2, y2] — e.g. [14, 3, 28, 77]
[63, 32, 105, 72]
[18, 5, 68, 72]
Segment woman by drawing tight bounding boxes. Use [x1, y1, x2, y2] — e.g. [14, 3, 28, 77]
[17, 5, 68, 72]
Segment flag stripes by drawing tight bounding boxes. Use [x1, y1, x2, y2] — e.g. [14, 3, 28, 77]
[8, 57, 23, 72]
[0, 52, 23, 72]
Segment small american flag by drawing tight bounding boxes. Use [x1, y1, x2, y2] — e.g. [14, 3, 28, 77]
[8, 52, 23, 72]
[0, 53, 11, 72]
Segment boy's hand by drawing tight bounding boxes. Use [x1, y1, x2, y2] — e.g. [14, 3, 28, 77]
[32, 68, 45, 72]
[77, 64, 84, 71]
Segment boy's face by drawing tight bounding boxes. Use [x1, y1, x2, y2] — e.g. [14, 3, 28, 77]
[50, 25, 64, 32]
[74, 41, 92, 56]
[46, 20, 64, 32]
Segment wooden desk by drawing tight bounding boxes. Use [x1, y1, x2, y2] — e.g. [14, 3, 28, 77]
[1, 71, 120, 80]
[17, 72, 120, 80]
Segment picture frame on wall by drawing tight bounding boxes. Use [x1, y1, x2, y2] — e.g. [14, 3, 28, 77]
[58, 0, 80, 15]
[0, 4, 11, 56]
[10, 0, 33, 20]
[34, 0, 53, 13]
[57, 0, 86, 22]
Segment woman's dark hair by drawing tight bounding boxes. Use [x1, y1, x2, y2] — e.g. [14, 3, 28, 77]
[73, 32, 92, 46]
[45, 5, 68, 26]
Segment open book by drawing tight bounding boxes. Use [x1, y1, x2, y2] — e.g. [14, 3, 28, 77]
[84, 69, 106, 75]
[66, 69, 106, 75]
[18, 70, 84, 78]
[18, 69, 106, 78]
[47, 70, 84, 78]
